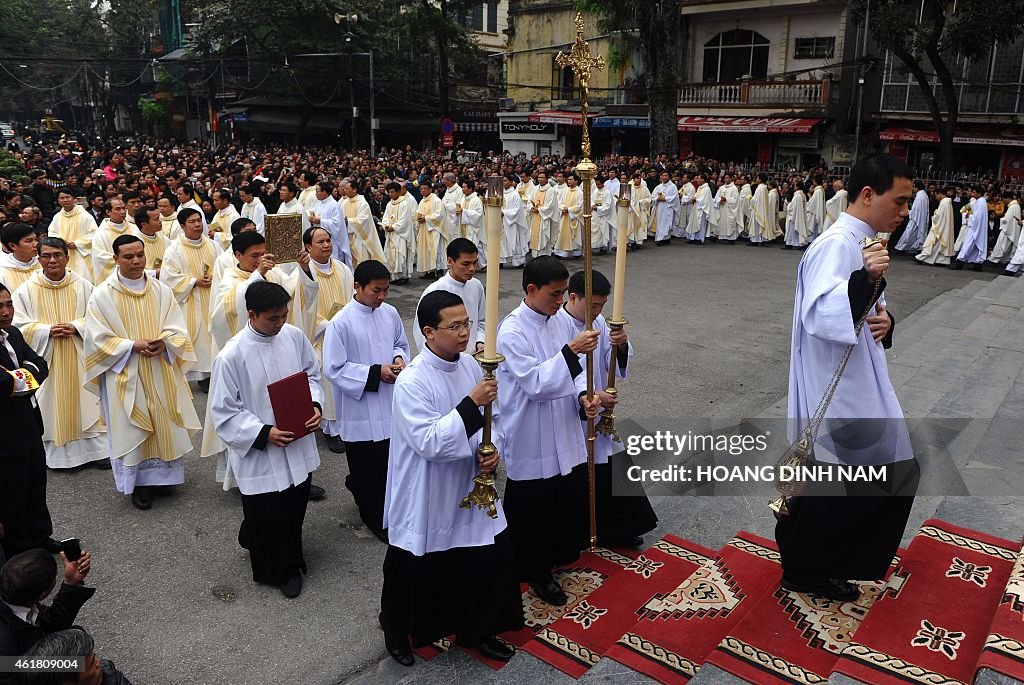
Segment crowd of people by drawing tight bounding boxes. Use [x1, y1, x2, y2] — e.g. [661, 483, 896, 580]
[0, 135, 1002, 678]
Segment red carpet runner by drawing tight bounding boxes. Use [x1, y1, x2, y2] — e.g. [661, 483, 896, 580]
[413, 546, 637, 669]
[977, 541, 1024, 682]
[833, 519, 1019, 685]
[523, 534, 715, 678]
[604, 532, 782, 683]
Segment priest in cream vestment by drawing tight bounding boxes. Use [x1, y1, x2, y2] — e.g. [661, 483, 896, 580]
[48, 190, 95, 283]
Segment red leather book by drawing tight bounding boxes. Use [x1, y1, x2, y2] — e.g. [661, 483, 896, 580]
[267, 371, 314, 439]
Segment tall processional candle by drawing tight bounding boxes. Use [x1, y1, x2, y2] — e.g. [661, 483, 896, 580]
[483, 175, 503, 358]
[612, 182, 631, 321]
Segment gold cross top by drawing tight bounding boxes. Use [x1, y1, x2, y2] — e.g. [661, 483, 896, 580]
[556, 13, 605, 160]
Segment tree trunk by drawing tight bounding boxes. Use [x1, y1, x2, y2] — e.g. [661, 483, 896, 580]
[644, 1, 680, 157]
[925, 43, 960, 170]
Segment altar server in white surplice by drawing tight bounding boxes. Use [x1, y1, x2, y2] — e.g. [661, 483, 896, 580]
[951, 187, 988, 270]
[650, 171, 679, 245]
[440, 173, 465, 242]
[894, 182, 930, 253]
[381, 182, 415, 284]
[303, 225, 354, 454]
[48, 189, 95, 283]
[497, 256, 601, 607]
[989, 192, 1021, 265]
[777, 154, 918, 602]
[159, 207, 218, 385]
[501, 176, 530, 266]
[413, 238, 486, 355]
[556, 270, 657, 548]
[916, 189, 955, 266]
[676, 175, 696, 239]
[379, 290, 524, 667]
[591, 177, 613, 252]
[210, 281, 323, 599]
[239, 185, 267, 235]
[823, 180, 849, 233]
[83, 234, 201, 511]
[13, 237, 105, 469]
[323, 260, 410, 543]
[713, 175, 741, 243]
[310, 182, 351, 268]
[276, 182, 312, 235]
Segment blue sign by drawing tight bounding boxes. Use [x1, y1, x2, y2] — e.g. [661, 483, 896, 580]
[592, 116, 649, 129]
[233, 113, 248, 123]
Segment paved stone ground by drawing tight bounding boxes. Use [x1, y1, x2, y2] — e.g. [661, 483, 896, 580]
[43, 241, 1003, 684]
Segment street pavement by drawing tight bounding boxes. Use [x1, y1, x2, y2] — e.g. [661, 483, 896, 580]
[43, 240, 999, 684]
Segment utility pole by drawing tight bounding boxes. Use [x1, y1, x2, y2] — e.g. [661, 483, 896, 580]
[853, 0, 870, 163]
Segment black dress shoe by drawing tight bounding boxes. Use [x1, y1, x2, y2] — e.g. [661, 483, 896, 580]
[371, 527, 389, 544]
[131, 487, 152, 510]
[948, 260, 964, 270]
[780, 575, 860, 601]
[1002, 269, 1022, 277]
[326, 435, 346, 454]
[279, 571, 302, 598]
[781, 245, 793, 250]
[308, 484, 326, 501]
[469, 636, 515, 662]
[968, 263, 983, 272]
[197, 378, 210, 394]
[530, 577, 568, 606]
[93, 459, 112, 470]
[380, 612, 414, 666]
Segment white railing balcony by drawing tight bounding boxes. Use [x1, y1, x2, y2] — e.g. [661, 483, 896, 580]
[678, 80, 830, 108]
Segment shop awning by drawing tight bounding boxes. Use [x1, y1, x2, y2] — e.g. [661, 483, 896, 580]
[592, 116, 649, 128]
[527, 110, 597, 125]
[879, 125, 1024, 147]
[676, 116, 822, 133]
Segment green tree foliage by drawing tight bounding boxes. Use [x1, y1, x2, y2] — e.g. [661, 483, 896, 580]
[578, 0, 680, 157]
[850, 0, 1024, 168]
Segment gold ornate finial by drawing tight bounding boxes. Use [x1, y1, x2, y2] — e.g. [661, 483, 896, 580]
[556, 13, 605, 161]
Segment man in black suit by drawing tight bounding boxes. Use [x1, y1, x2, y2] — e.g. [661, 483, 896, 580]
[0, 283, 54, 560]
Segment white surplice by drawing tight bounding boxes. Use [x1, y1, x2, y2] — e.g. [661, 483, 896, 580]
[805, 185, 826, 240]
[591, 185, 613, 251]
[496, 301, 588, 480]
[383, 344, 508, 556]
[788, 212, 912, 465]
[957, 197, 989, 264]
[241, 197, 267, 235]
[313, 197, 351, 267]
[501, 187, 530, 265]
[440, 183, 465, 242]
[412, 272, 486, 354]
[650, 182, 679, 241]
[713, 182, 740, 241]
[210, 323, 322, 494]
[323, 299, 410, 442]
[894, 189, 930, 253]
[989, 200, 1022, 264]
[823, 189, 849, 232]
[459, 192, 487, 265]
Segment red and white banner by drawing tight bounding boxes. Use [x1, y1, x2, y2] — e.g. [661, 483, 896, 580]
[527, 110, 594, 126]
[880, 125, 1024, 147]
[676, 116, 821, 134]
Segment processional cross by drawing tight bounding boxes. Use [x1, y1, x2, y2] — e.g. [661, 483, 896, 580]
[556, 14, 605, 162]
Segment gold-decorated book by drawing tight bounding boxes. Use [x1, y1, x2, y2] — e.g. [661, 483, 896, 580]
[264, 213, 304, 263]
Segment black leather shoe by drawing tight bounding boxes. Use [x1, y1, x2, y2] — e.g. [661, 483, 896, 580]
[473, 636, 515, 662]
[197, 378, 210, 394]
[780, 575, 860, 601]
[131, 487, 152, 510]
[326, 435, 346, 454]
[93, 458, 112, 470]
[279, 571, 302, 598]
[380, 612, 414, 666]
[308, 484, 326, 501]
[948, 260, 964, 270]
[530, 577, 568, 606]
[371, 527, 389, 544]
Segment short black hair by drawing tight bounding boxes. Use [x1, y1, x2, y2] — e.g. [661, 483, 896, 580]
[112, 234, 143, 256]
[0, 549, 57, 606]
[213, 188, 232, 203]
[239, 184, 257, 197]
[232, 231, 265, 255]
[523, 255, 568, 292]
[38, 236, 68, 256]
[1, 222, 36, 251]
[847, 154, 915, 202]
[317, 181, 333, 195]
[176, 207, 202, 226]
[418, 290, 464, 333]
[385, 181, 401, 193]
[280, 181, 298, 194]
[230, 217, 255, 236]
[446, 237, 477, 261]
[354, 259, 390, 286]
[135, 206, 157, 228]
[568, 269, 611, 298]
[245, 280, 291, 314]
[303, 225, 331, 246]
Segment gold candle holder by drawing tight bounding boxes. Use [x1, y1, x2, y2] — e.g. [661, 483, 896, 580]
[460, 351, 505, 519]
[596, 317, 627, 441]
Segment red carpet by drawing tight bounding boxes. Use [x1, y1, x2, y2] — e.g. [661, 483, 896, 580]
[413, 546, 637, 669]
[977, 544, 1024, 681]
[604, 532, 782, 683]
[522, 534, 715, 678]
[832, 519, 1018, 685]
[706, 544, 905, 684]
